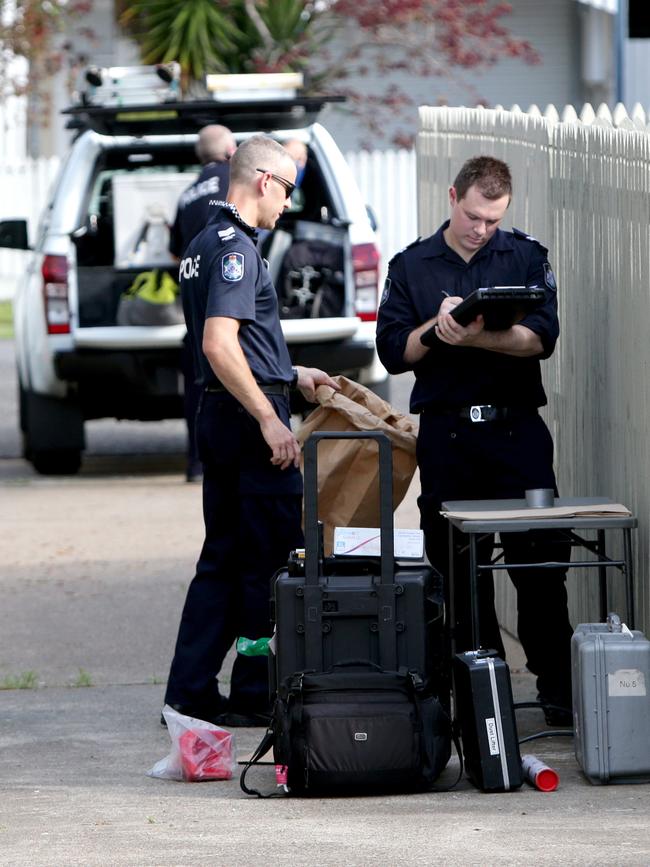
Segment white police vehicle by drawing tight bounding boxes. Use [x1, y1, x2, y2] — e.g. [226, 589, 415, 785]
[0, 66, 386, 474]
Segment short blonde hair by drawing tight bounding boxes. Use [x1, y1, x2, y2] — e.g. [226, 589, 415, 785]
[229, 135, 291, 185]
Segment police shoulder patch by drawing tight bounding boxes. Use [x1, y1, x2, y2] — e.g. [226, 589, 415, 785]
[222, 251, 245, 282]
[543, 262, 557, 290]
[380, 277, 392, 306]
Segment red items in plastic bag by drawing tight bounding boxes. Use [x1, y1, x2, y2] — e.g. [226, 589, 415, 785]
[179, 727, 234, 781]
[147, 705, 237, 782]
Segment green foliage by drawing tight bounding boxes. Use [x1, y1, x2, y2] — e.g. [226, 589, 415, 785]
[0, 670, 38, 690]
[72, 668, 93, 687]
[119, 0, 242, 82]
[118, 0, 329, 85]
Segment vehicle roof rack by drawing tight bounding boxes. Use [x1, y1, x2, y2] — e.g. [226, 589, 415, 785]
[63, 95, 344, 136]
[64, 65, 345, 136]
[74, 63, 181, 107]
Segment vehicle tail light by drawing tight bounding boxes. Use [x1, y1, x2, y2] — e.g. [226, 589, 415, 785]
[42, 255, 70, 334]
[352, 243, 380, 322]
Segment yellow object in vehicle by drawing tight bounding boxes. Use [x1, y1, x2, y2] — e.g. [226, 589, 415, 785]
[126, 269, 179, 305]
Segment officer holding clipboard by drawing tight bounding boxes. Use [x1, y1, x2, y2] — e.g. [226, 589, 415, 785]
[376, 155, 573, 726]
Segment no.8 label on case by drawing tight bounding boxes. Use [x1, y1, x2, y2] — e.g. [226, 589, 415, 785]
[607, 669, 646, 697]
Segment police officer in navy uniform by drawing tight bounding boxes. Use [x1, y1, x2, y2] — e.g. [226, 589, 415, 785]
[376, 156, 573, 725]
[164, 135, 338, 727]
[170, 125, 237, 482]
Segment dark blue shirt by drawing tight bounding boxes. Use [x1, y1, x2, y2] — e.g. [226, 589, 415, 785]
[169, 162, 231, 258]
[180, 204, 294, 388]
[376, 222, 560, 413]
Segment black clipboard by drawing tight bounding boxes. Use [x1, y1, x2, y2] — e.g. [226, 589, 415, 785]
[420, 286, 545, 345]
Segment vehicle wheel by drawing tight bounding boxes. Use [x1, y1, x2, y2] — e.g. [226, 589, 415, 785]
[22, 388, 85, 475]
[18, 380, 27, 432]
[31, 449, 82, 475]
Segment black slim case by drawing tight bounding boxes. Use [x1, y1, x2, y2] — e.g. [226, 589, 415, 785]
[272, 431, 444, 689]
[452, 650, 523, 792]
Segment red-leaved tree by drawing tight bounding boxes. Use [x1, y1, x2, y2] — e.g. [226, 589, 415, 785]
[312, 0, 540, 146]
[0, 0, 94, 94]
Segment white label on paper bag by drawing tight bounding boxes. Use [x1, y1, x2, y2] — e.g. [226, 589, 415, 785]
[485, 718, 500, 755]
[608, 669, 646, 697]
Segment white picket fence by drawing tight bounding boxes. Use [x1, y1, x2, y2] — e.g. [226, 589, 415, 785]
[419, 101, 650, 636]
[345, 147, 418, 267]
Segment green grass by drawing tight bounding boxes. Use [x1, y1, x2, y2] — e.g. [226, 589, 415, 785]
[0, 670, 38, 690]
[72, 668, 93, 687]
[0, 301, 13, 339]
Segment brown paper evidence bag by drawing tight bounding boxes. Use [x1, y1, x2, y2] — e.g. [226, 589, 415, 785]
[296, 376, 418, 554]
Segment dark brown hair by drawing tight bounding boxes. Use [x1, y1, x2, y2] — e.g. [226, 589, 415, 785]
[452, 156, 512, 201]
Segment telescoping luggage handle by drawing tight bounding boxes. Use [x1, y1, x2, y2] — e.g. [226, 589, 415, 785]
[303, 430, 395, 585]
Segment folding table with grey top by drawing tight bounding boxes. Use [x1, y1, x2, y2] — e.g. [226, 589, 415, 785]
[441, 497, 637, 650]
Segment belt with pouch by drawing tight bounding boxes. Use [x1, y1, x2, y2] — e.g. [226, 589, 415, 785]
[432, 405, 537, 423]
[205, 382, 290, 398]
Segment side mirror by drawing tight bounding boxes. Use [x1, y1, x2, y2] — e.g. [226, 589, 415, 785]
[0, 219, 29, 250]
[366, 205, 378, 233]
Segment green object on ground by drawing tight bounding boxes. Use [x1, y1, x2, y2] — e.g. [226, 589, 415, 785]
[0, 301, 13, 339]
[237, 636, 271, 656]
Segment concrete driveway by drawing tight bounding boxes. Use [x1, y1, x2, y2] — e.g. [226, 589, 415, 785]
[0, 338, 649, 866]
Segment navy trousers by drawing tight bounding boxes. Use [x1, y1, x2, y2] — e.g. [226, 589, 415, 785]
[417, 410, 573, 702]
[165, 391, 303, 715]
[181, 333, 203, 473]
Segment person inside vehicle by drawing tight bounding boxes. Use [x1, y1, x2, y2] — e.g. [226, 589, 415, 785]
[169, 124, 237, 482]
[163, 135, 339, 727]
[283, 138, 308, 189]
[376, 155, 574, 726]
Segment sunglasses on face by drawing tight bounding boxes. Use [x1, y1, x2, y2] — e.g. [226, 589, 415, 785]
[256, 167, 296, 198]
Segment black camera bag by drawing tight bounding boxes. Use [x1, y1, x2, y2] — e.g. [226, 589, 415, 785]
[241, 666, 453, 797]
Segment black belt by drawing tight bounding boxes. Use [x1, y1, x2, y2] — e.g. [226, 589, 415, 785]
[205, 382, 290, 398]
[432, 405, 537, 423]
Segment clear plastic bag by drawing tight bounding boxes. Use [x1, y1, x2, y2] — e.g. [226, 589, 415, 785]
[148, 705, 237, 782]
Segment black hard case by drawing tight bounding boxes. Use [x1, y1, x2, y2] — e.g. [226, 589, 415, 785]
[452, 650, 523, 792]
[272, 431, 443, 687]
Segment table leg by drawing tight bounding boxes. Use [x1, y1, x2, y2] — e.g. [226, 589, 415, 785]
[597, 529, 608, 622]
[623, 528, 636, 628]
[447, 522, 456, 656]
[469, 534, 480, 649]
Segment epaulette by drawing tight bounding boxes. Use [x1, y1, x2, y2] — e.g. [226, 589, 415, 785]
[387, 236, 422, 268]
[512, 227, 548, 254]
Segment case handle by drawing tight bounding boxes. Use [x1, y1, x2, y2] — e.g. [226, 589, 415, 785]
[303, 430, 395, 586]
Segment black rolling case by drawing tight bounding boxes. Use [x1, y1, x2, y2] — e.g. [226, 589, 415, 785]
[241, 430, 452, 796]
[272, 430, 444, 689]
[452, 649, 523, 792]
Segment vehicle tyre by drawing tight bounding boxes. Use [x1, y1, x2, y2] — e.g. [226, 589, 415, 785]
[31, 448, 82, 475]
[22, 388, 85, 475]
[18, 379, 27, 433]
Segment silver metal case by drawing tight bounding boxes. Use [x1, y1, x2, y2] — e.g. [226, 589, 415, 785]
[572, 618, 650, 784]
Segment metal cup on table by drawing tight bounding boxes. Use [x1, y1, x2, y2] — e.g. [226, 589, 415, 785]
[525, 488, 554, 508]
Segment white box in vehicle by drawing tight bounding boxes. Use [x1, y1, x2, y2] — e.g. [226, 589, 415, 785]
[112, 172, 196, 269]
[333, 527, 424, 559]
